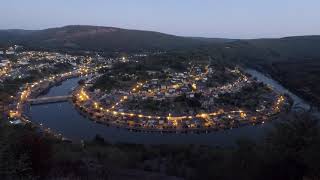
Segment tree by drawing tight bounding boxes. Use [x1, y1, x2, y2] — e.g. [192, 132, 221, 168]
[262, 113, 320, 180]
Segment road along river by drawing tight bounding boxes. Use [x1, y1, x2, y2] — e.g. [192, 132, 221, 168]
[26, 70, 313, 146]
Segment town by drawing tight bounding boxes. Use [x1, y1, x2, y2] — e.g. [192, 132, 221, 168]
[2, 46, 291, 134]
[1, 2, 320, 179]
[72, 61, 291, 133]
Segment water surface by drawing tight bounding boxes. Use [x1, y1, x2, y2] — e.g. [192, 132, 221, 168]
[28, 70, 309, 146]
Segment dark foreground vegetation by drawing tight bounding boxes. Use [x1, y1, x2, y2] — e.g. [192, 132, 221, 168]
[1, 112, 320, 180]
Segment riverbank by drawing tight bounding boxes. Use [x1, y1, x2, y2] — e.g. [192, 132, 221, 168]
[17, 76, 85, 142]
[30, 101, 276, 146]
[24, 68, 298, 146]
[72, 95, 283, 135]
[71, 65, 292, 135]
[250, 63, 320, 110]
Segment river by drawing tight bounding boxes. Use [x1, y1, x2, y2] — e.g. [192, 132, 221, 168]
[27, 70, 311, 146]
[245, 69, 310, 110]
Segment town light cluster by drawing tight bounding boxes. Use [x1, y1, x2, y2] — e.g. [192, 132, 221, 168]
[73, 64, 287, 129]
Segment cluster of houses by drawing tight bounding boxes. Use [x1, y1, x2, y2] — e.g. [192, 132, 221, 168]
[73, 63, 290, 132]
[75, 89, 274, 131]
[0, 56, 10, 80]
[1, 51, 114, 81]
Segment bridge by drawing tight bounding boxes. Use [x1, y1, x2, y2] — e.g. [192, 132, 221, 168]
[27, 95, 72, 105]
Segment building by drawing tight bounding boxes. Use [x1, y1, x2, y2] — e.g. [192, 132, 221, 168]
[0, 56, 10, 68]
[6, 47, 15, 55]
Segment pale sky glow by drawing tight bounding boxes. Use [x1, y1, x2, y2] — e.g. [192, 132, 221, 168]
[1, 0, 320, 38]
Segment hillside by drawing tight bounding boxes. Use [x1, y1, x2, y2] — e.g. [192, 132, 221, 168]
[195, 36, 320, 64]
[0, 25, 320, 61]
[247, 36, 320, 60]
[0, 25, 227, 52]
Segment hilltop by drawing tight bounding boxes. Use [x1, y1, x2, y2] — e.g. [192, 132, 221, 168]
[0, 25, 231, 52]
[1, 25, 320, 60]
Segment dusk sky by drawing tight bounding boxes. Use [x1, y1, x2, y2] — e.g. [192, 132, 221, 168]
[1, 0, 320, 38]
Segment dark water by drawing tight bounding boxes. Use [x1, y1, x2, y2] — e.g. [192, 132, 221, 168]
[40, 77, 81, 97]
[28, 70, 307, 146]
[30, 102, 270, 146]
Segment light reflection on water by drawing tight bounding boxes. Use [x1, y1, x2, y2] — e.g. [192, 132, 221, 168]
[28, 70, 309, 146]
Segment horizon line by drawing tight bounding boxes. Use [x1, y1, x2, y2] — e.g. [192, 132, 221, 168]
[0, 24, 319, 40]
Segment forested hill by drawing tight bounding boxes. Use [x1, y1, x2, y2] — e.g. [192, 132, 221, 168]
[0, 25, 320, 61]
[191, 36, 320, 65]
[0, 25, 229, 52]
